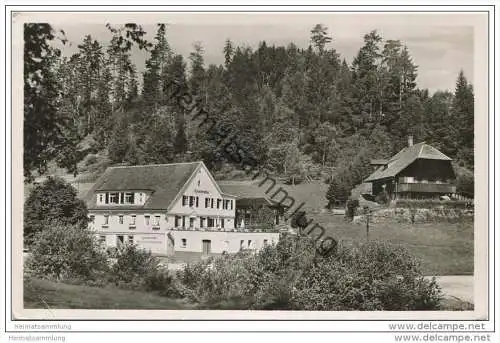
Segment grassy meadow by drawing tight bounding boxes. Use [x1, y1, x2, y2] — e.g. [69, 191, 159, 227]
[24, 277, 194, 310]
[258, 180, 474, 275]
[313, 214, 474, 275]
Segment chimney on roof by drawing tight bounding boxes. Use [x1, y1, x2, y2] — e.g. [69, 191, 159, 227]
[408, 135, 414, 147]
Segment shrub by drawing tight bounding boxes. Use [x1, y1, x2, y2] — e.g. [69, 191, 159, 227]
[144, 269, 182, 297]
[24, 176, 89, 246]
[454, 164, 474, 198]
[291, 240, 441, 311]
[251, 205, 276, 232]
[26, 224, 108, 282]
[290, 211, 310, 230]
[326, 178, 350, 209]
[107, 244, 181, 296]
[109, 244, 159, 289]
[84, 154, 98, 167]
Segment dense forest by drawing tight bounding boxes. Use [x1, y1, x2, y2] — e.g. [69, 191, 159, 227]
[24, 23, 474, 193]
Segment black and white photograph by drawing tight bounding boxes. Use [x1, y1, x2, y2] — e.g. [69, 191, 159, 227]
[6, 6, 493, 333]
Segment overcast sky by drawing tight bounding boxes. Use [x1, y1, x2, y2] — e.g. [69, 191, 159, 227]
[48, 13, 475, 94]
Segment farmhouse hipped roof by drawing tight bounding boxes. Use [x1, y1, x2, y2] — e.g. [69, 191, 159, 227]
[364, 142, 452, 182]
[85, 162, 201, 210]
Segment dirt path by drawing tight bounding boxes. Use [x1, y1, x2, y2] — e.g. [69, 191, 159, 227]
[428, 275, 474, 303]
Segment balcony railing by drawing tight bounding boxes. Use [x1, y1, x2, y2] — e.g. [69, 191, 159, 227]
[171, 225, 281, 233]
[397, 183, 456, 193]
[172, 226, 226, 232]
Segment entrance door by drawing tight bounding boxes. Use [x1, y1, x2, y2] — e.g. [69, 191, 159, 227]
[116, 235, 124, 246]
[202, 240, 211, 254]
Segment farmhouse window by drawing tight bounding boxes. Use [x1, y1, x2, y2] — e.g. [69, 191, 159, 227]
[181, 239, 187, 248]
[182, 216, 186, 228]
[205, 198, 210, 208]
[207, 217, 214, 227]
[175, 216, 181, 227]
[230, 200, 233, 210]
[182, 195, 188, 206]
[98, 194, 104, 204]
[221, 219, 224, 228]
[196, 196, 199, 207]
[130, 215, 136, 225]
[200, 217, 206, 228]
[189, 196, 195, 207]
[119, 215, 124, 224]
[248, 240, 252, 249]
[222, 200, 226, 210]
[211, 198, 214, 208]
[217, 199, 221, 209]
[144, 215, 150, 226]
[103, 215, 109, 225]
[189, 218, 195, 228]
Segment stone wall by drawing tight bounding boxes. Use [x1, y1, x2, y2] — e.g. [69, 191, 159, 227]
[353, 207, 474, 225]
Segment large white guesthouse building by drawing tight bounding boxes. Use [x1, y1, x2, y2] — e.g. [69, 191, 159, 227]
[85, 161, 280, 256]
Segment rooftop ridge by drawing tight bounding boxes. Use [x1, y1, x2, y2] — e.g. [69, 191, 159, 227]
[418, 143, 425, 158]
[390, 141, 426, 162]
[107, 161, 203, 169]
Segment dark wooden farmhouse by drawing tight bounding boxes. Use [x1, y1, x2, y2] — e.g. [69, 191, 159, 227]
[364, 136, 456, 199]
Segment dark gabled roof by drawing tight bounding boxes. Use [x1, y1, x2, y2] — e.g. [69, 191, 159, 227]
[218, 180, 269, 199]
[364, 142, 452, 182]
[218, 180, 283, 207]
[85, 162, 201, 210]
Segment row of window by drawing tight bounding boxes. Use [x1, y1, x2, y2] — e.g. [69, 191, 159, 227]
[92, 214, 161, 227]
[174, 216, 225, 228]
[182, 196, 233, 210]
[99, 235, 269, 250]
[91, 214, 230, 229]
[241, 239, 267, 249]
[98, 234, 134, 245]
[97, 192, 145, 205]
[398, 176, 453, 184]
[177, 238, 269, 249]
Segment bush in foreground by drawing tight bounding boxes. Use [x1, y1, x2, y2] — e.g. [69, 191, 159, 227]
[110, 244, 180, 296]
[26, 224, 108, 282]
[177, 235, 443, 310]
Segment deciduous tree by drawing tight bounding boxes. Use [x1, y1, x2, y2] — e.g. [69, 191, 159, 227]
[24, 177, 89, 246]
